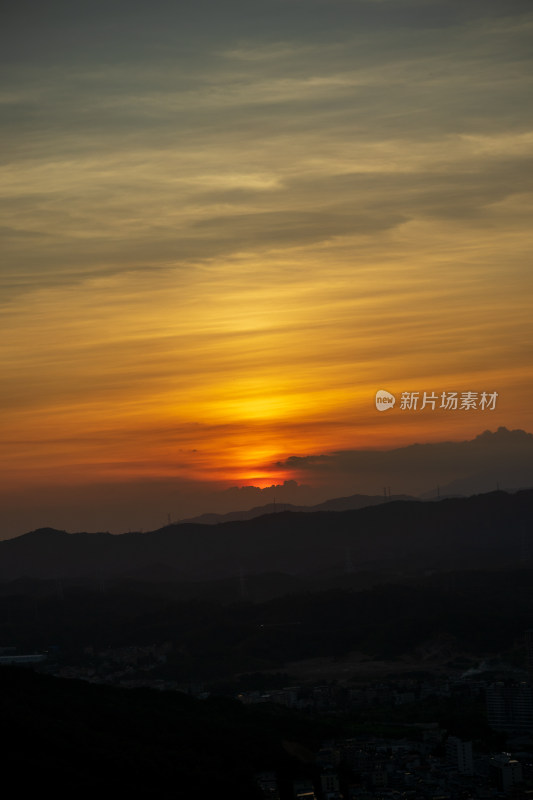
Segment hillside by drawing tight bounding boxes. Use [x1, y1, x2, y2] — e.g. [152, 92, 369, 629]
[1, 490, 532, 583]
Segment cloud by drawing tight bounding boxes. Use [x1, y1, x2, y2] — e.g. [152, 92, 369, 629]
[1, 0, 532, 524]
[274, 428, 533, 495]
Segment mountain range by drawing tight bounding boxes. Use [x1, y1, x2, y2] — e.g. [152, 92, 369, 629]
[180, 492, 414, 525]
[1, 489, 532, 584]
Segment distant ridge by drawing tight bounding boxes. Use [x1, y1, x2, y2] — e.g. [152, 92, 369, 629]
[180, 492, 415, 525]
[1, 489, 533, 583]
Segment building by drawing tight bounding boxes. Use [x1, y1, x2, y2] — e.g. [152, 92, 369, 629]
[486, 682, 533, 733]
[446, 736, 473, 775]
[490, 753, 523, 793]
[293, 779, 316, 800]
[0, 653, 47, 665]
[320, 769, 340, 796]
[255, 771, 280, 799]
[525, 629, 533, 683]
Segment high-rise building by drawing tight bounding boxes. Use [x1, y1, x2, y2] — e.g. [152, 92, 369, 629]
[486, 682, 533, 733]
[525, 629, 533, 683]
[446, 736, 473, 775]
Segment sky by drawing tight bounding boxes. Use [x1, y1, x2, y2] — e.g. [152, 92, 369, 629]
[1, 0, 532, 536]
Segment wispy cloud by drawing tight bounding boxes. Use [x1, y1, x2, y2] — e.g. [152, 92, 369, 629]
[1, 0, 532, 535]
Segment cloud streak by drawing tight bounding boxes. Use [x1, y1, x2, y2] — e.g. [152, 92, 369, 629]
[1, 0, 532, 535]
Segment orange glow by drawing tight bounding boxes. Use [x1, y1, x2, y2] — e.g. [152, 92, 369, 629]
[2, 6, 533, 538]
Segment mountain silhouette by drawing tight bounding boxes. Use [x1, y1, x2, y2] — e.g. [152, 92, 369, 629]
[180, 492, 414, 524]
[1, 489, 532, 583]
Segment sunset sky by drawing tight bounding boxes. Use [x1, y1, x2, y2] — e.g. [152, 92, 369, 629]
[1, 0, 532, 536]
